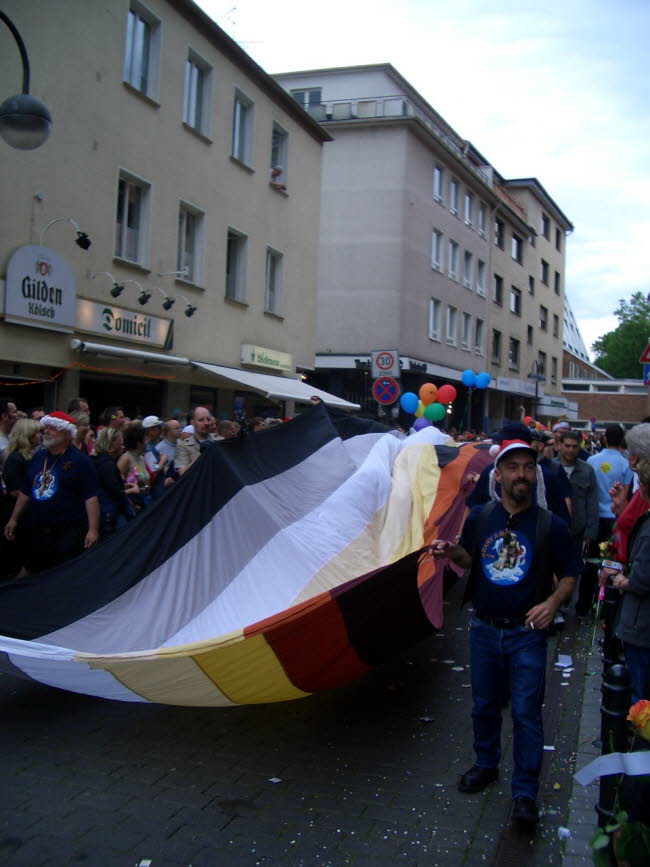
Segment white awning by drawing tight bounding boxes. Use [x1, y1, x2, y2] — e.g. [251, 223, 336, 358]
[192, 361, 360, 410]
[70, 339, 190, 366]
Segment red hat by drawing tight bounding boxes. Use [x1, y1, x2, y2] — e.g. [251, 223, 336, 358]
[41, 411, 77, 435]
[489, 438, 538, 465]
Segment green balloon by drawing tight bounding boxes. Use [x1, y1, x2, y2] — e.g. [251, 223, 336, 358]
[424, 402, 446, 421]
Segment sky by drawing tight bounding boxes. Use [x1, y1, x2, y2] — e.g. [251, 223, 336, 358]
[197, 0, 650, 360]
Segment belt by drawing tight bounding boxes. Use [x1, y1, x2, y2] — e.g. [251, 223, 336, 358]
[474, 611, 527, 629]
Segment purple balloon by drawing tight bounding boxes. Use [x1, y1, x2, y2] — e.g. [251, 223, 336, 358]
[413, 417, 432, 431]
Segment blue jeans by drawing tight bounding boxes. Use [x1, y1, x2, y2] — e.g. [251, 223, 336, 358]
[623, 643, 650, 704]
[469, 616, 548, 799]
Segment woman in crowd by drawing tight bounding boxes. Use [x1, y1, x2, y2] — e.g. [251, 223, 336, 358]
[117, 422, 161, 513]
[612, 457, 650, 703]
[1, 418, 41, 577]
[91, 427, 134, 536]
[70, 411, 95, 454]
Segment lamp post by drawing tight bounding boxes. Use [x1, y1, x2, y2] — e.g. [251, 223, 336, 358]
[527, 360, 546, 420]
[41, 217, 91, 249]
[0, 11, 51, 149]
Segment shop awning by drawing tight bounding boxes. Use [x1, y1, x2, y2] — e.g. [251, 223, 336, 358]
[192, 361, 360, 410]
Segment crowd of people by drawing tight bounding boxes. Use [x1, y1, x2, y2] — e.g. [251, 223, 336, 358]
[0, 395, 283, 580]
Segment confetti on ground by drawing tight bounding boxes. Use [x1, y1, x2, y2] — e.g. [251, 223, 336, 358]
[562, 672, 572, 678]
[268, 777, 282, 784]
[556, 654, 573, 668]
[442, 659, 455, 664]
[558, 826, 571, 840]
[560, 682, 569, 687]
[553, 783, 561, 790]
[544, 745, 555, 751]
[452, 666, 464, 672]
[419, 716, 435, 723]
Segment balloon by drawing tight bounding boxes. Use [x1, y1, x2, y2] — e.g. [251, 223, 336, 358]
[523, 415, 533, 426]
[413, 417, 432, 431]
[424, 402, 446, 422]
[437, 384, 457, 404]
[418, 383, 438, 406]
[461, 369, 476, 387]
[414, 400, 425, 418]
[400, 392, 419, 414]
[475, 372, 491, 390]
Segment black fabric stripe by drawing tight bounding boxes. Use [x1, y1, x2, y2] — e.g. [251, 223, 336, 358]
[0, 403, 340, 640]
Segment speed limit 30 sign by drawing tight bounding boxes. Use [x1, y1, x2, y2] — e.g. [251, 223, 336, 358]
[371, 349, 400, 379]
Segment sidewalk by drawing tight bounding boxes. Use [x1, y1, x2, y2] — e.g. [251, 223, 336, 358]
[0, 580, 602, 866]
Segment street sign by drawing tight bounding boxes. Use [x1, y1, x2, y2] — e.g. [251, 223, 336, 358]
[372, 376, 400, 405]
[644, 364, 650, 385]
[371, 349, 400, 378]
[639, 343, 650, 364]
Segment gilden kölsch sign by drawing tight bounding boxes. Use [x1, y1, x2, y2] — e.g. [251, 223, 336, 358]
[5, 245, 76, 333]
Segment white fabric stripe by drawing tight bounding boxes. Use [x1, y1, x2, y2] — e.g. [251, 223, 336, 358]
[161, 433, 412, 646]
[8, 654, 149, 702]
[40, 436, 375, 655]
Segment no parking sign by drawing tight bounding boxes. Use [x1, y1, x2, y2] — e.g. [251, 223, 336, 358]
[372, 376, 401, 405]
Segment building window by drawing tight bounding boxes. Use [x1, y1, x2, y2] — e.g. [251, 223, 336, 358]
[265, 248, 283, 315]
[528, 275, 535, 296]
[493, 273, 503, 306]
[449, 179, 458, 215]
[511, 233, 523, 264]
[461, 312, 471, 349]
[433, 165, 443, 202]
[463, 251, 473, 289]
[291, 87, 322, 115]
[115, 171, 150, 264]
[510, 285, 521, 316]
[527, 324, 534, 345]
[553, 313, 559, 338]
[508, 337, 520, 371]
[478, 202, 486, 237]
[270, 123, 288, 187]
[448, 240, 459, 279]
[475, 318, 484, 355]
[431, 229, 442, 271]
[539, 304, 548, 331]
[538, 351, 547, 376]
[177, 203, 204, 284]
[555, 228, 562, 252]
[492, 329, 501, 364]
[551, 356, 558, 385]
[495, 218, 505, 249]
[476, 259, 486, 296]
[123, 2, 160, 99]
[541, 259, 549, 285]
[225, 229, 247, 301]
[429, 297, 441, 341]
[232, 91, 254, 165]
[554, 271, 561, 295]
[183, 51, 212, 135]
[541, 213, 550, 240]
[446, 305, 457, 344]
[464, 192, 473, 226]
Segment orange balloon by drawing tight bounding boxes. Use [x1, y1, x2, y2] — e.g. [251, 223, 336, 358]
[418, 383, 438, 406]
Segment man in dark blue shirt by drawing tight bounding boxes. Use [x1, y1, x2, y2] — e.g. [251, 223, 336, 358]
[4, 411, 99, 572]
[430, 438, 582, 827]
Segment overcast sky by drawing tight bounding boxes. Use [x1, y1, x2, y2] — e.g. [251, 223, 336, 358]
[198, 0, 649, 360]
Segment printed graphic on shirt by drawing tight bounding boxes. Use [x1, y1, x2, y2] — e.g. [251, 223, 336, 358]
[33, 470, 57, 501]
[480, 528, 532, 585]
[599, 463, 611, 473]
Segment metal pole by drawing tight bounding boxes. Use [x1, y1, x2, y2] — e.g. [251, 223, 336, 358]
[597, 663, 631, 827]
[0, 11, 31, 94]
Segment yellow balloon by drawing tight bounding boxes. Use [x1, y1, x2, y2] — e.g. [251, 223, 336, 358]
[415, 400, 425, 418]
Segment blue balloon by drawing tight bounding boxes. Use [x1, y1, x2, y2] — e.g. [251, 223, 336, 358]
[475, 372, 491, 390]
[461, 369, 476, 387]
[400, 392, 419, 414]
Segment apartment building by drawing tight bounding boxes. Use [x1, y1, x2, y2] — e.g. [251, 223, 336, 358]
[275, 64, 573, 429]
[0, 0, 354, 420]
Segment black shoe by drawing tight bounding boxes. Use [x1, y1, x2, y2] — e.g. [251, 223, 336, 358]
[511, 796, 538, 825]
[458, 764, 498, 793]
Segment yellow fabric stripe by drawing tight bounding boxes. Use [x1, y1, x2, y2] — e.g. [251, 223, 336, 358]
[86, 655, 236, 707]
[193, 632, 310, 705]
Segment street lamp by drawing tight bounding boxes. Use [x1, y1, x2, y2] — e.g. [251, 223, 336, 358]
[155, 287, 176, 310]
[0, 11, 51, 150]
[178, 294, 197, 317]
[91, 271, 125, 298]
[527, 360, 546, 420]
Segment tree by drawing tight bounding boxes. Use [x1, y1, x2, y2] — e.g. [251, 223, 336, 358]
[592, 292, 650, 378]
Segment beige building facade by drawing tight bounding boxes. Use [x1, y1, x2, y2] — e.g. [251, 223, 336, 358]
[275, 64, 573, 429]
[0, 0, 351, 421]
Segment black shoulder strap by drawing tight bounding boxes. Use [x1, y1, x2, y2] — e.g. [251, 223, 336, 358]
[462, 500, 498, 606]
[533, 507, 553, 604]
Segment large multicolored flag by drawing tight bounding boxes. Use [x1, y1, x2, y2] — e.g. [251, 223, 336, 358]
[0, 405, 491, 706]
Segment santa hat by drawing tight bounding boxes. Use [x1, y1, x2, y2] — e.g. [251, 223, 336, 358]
[40, 411, 77, 435]
[552, 421, 571, 432]
[487, 439, 547, 508]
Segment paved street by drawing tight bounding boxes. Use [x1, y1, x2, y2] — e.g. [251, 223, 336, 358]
[0, 577, 599, 866]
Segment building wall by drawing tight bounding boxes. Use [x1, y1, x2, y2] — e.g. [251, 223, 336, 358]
[0, 0, 325, 417]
